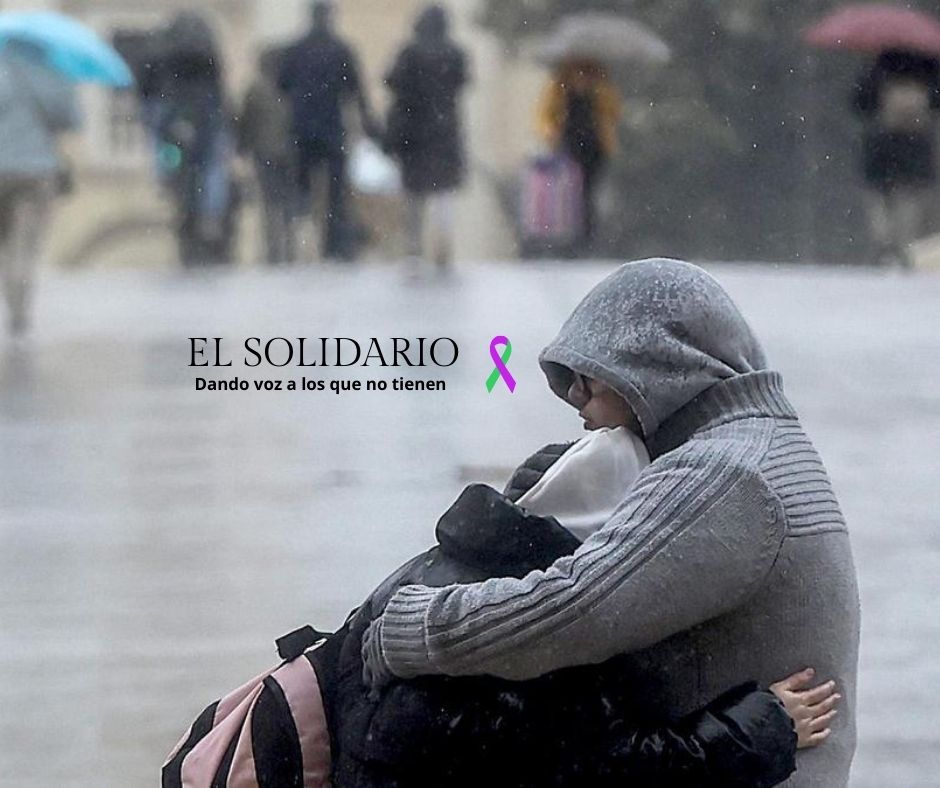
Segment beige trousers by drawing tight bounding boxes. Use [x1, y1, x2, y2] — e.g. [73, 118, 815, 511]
[864, 187, 928, 267]
[0, 177, 53, 334]
[406, 191, 456, 266]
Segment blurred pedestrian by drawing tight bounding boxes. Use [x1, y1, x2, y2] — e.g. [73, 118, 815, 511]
[239, 47, 296, 265]
[384, 5, 469, 268]
[278, 1, 378, 261]
[123, 13, 237, 266]
[853, 49, 940, 268]
[536, 59, 621, 250]
[0, 40, 78, 335]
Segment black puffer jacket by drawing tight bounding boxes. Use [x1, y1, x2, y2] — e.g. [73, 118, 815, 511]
[317, 447, 797, 787]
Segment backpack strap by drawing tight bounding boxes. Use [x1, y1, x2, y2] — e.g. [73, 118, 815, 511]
[276, 625, 333, 661]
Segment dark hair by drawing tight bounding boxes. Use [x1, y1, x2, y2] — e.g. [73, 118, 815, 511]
[874, 49, 939, 82]
[855, 49, 940, 114]
[415, 5, 448, 41]
[311, 0, 334, 29]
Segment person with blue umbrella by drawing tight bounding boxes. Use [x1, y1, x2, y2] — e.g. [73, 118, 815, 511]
[0, 40, 79, 335]
[0, 10, 131, 334]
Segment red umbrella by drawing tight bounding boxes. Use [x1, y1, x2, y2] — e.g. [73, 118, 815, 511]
[804, 3, 940, 56]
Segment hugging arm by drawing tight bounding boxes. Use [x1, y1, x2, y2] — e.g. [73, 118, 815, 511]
[348, 445, 804, 787]
[363, 440, 786, 685]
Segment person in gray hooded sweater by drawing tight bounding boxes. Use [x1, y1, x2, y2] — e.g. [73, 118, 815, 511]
[363, 258, 860, 786]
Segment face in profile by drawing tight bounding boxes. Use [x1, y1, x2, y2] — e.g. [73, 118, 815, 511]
[566, 374, 639, 433]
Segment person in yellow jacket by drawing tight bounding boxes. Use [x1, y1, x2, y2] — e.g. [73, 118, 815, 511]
[536, 59, 622, 247]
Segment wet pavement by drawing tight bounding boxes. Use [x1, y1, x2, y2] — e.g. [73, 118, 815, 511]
[1, 261, 938, 786]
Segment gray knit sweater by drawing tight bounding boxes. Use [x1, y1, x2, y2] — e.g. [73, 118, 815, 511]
[365, 260, 860, 787]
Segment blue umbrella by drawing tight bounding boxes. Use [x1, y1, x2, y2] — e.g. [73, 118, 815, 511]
[0, 11, 133, 87]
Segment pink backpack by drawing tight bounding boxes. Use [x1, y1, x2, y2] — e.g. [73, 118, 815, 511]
[162, 626, 333, 788]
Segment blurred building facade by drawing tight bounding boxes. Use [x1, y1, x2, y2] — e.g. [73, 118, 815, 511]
[4, 0, 545, 266]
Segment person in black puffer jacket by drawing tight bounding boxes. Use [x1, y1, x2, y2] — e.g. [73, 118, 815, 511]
[303, 442, 810, 787]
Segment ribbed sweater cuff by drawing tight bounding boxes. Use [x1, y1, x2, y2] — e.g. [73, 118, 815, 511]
[380, 585, 443, 679]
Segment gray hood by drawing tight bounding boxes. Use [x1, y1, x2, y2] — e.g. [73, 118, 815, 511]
[539, 259, 767, 439]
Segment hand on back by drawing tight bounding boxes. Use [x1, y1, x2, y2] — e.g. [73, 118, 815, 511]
[771, 668, 841, 749]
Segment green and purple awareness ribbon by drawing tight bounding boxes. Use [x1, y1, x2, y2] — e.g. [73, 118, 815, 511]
[486, 336, 516, 393]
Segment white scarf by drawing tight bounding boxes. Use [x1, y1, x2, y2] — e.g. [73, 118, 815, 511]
[516, 427, 650, 543]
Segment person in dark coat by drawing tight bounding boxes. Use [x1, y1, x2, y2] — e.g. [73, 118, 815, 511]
[300, 471, 839, 787]
[853, 49, 940, 267]
[306, 424, 837, 788]
[278, 1, 377, 260]
[167, 430, 829, 787]
[239, 47, 296, 265]
[384, 5, 469, 267]
[119, 13, 237, 266]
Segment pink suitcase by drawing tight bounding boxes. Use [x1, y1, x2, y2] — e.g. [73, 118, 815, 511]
[520, 154, 585, 246]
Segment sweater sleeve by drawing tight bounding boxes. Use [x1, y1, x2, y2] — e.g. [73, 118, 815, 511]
[369, 439, 785, 682]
